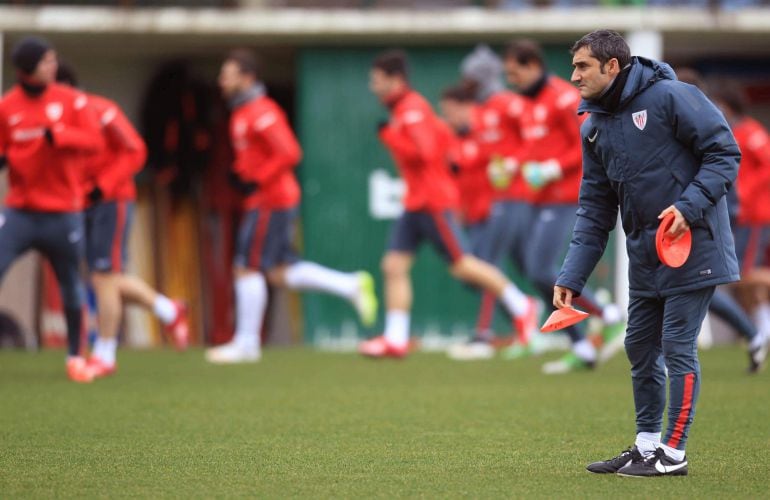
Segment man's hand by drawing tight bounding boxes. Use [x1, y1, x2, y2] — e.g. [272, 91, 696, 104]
[228, 171, 259, 195]
[658, 205, 690, 243]
[87, 186, 104, 204]
[553, 285, 574, 309]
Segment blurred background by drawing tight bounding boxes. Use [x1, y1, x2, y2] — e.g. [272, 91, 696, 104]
[0, 0, 768, 352]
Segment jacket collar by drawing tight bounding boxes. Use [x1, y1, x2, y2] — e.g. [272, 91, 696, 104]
[577, 57, 677, 115]
[230, 82, 266, 109]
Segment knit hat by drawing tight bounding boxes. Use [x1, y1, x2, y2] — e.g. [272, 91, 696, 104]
[460, 44, 504, 102]
[11, 36, 52, 75]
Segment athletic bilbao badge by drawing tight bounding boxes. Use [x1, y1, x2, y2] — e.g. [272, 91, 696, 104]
[632, 110, 647, 131]
[46, 102, 63, 122]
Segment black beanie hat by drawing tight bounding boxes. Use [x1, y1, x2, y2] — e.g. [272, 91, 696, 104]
[11, 36, 52, 75]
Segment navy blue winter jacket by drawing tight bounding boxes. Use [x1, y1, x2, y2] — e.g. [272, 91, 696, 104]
[557, 57, 741, 298]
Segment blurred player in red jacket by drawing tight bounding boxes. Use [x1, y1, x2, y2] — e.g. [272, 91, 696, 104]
[359, 50, 534, 358]
[503, 39, 625, 373]
[712, 82, 770, 370]
[207, 49, 378, 364]
[442, 45, 539, 361]
[55, 64, 190, 378]
[0, 37, 103, 382]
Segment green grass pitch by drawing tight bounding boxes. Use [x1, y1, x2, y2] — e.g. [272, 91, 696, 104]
[1, 346, 768, 498]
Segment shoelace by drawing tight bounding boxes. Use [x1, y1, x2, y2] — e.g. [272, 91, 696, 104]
[610, 447, 633, 462]
[642, 448, 666, 465]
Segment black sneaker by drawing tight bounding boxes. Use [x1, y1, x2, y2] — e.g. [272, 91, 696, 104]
[586, 446, 643, 474]
[617, 447, 688, 477]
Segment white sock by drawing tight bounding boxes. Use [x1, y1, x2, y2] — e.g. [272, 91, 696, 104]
[284, 261, 359, 301]
[659, 442, 685, 462]
[500, 284, 530, 317]
[754, 303, 770, 335]
[93, 337, 118, 366]
[573, 338, 597, 362]
[635, 432, 661, 456]
[232, 273, 267, 350]
[384, 310, 410, 347]
[602, 303, 622, 324]
[750, 329, 767, 350]
[153, 295, 177, 325]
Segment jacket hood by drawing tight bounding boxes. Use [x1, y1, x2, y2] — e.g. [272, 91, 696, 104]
[578, 57, 677, 115]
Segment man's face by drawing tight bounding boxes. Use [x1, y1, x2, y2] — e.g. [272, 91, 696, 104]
[31, 50, 58, 86]
[369, 68, 398, 102]
[504, 57, 542, 91]
[571, 46, 615, 100]
[218, 60, 248, 99]
[440, 98, 471, 131]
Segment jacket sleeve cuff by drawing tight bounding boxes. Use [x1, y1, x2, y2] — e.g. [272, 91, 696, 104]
[674, 200, 700, 224]
[555, 277, 584, 297]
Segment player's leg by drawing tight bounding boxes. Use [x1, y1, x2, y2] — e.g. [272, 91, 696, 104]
[730, 224, 770, 371]
[111, 202, 188, 350]
[473, 202, 537, 346]
[619, 286, 714, 477]
[425, 210, 535, 334]
[0, 209, 34, 287]
[709, 288, 765, 372]
[264, 209, 378, 327]
[359, 212, 417, 358]
[206, 208, 268, 364]
[85, 201, 124, 375]
[40, 212, 92, 382]
[587, 295, 664, 474]
[447, 215, 506, 361]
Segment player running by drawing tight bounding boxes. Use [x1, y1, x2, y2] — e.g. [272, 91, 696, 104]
[0, 37, 103, 382]
[359, 50, 534, 358]
[55, 64, 190, 378]
[207, 49, 377, 364]
[711, 82, 770, 372]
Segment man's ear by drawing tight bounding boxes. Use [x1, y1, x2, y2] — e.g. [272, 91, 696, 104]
[608, 58, 621, 76]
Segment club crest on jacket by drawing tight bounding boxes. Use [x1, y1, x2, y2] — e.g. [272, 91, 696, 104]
[632, 110, 647, 131]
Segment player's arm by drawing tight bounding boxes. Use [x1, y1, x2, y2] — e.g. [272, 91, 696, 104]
[236, 109, 302, 186]
[550, 93, 584, 175]
[97, 105, 147, 197]
[48, 93, 106, 153]
[380, 108, 441, 166]
[555, 130, 618, 300]
[670, 84, 741, 224]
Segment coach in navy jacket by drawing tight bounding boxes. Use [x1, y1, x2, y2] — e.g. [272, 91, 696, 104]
[556, 30, 740, 477]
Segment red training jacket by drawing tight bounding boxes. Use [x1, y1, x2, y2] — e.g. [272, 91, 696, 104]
[0, 83, 104, 212]
[734, 116, 770, 224]
[230, 94, 302, 210]
[379, 89, 458, 212]
[472, 90, 530, 203]
[446, 107, 495, 224]
[518, 75, 584, 205]
[85, 93, 147, 203]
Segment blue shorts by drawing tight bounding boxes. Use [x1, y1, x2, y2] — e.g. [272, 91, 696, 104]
[234, 207, 299, 271]
[85, 201, 134, 273]
[732, 224, 770, 274]
[387, 210, 468, 263]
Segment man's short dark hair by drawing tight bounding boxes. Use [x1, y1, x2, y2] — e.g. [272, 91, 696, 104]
[571, 30, 631, 69]
[372, 50, 409, 79]
[711, 80, 746, 117]
[226, 48, 260, 78]
[504, 39, 545, 67]
[441, 82, 475, 103]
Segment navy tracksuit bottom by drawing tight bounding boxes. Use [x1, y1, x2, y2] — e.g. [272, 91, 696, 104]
[0, 209, 85, 357]
[625, 286, 715, 450]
